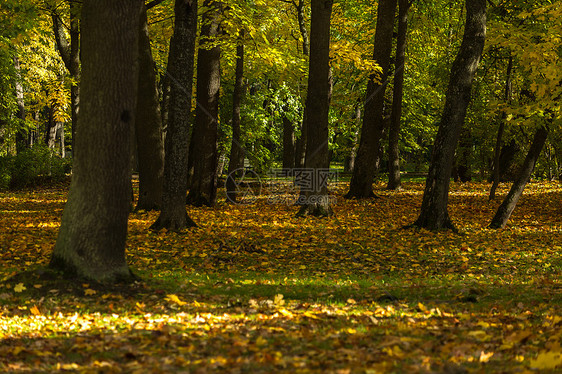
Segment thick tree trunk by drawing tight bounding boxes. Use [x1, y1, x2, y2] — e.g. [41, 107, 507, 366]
[413, 0, 486, 230]
[150, 0, 198, 230]
[186, 0, 221, 207]
[489, 54, 512, 200]
[346, 0, 397, 199]
[296, 0, 333, 217]
[50, 0, 142, 282]
[226, 39, 245, 203]
[489, 126, 548, 229]
[135, 5, 165, 211]
[387, 0, 410, 190]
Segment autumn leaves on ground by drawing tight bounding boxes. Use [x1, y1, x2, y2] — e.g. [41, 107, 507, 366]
[1, 180, 561, 373]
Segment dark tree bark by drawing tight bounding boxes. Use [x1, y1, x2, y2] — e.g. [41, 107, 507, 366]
[226, 37, 245, 203]
[150, 0, 198, 230]
[186, 0, 221, 207]
[50, 0, 142, 282]
[413, 0, 486, 230]
[489, 54, 513, 200]
[489, 126, 548, 229]
[453, 126, 473, 182]
[387, 0, 410, 190]
[346, 0, 397, 199]
[296, 0, 333, 217]
[296, 0, 309, 56]
[135, 5, 165, 211]
[282, 113, 296, 169]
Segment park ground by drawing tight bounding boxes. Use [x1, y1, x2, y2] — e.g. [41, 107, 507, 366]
[0, 180, 561, 372]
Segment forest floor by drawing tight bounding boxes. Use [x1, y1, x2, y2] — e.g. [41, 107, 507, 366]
[0, 180, 561, 373]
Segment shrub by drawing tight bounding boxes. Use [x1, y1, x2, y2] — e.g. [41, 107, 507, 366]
[6, 144, 71, 189]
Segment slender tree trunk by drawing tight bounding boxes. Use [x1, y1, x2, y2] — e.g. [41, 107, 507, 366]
[297, 0, 333, 217]
[413, 0, 486, 230]
[69, 0, 80, 154]
[387, 0, 410, 190]
[135, 5, 165, 211]
[489, 126, 548, 229]
[490, 54, 513, 200]
[282, 114, 296, 169]
[293, 0, 309, 169]
[14, 56, 27, 154]
[346, 0, 397, 199]
[150, 0, 198, 230]
[226, 38, 245, 203]
[186, 0, 221, 207]
[160, 73, 170, 134]
[52, 2, 80, 154]
[50, 0, 142, 282]
[344, 105, 361, 173]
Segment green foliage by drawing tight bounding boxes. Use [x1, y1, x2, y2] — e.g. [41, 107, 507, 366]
[0, 144, 71, 190]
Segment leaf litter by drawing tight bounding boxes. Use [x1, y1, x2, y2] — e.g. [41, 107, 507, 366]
[0, 181, 561, 372]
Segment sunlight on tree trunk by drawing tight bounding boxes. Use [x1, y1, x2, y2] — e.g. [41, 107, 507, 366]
[413, 0, 486, 231]
[50, 0, 142, 282]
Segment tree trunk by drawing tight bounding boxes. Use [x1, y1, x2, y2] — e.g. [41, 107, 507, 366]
[387, 0, 410, 190]
[296, 0, 333, 217]
[52, 1, 80, 154]
[226, 38, 245, 203]
[50, 0, 142, 282]
[489, 54, 512, 200]
[14, 56, 28, 154]
[293, 0, 309, 170]
[412, 0, 486, 231]
[345, 0, 397, 199]
[344, 105, 361, 173]
[135, 5, 165, 211]
[186, 0, 221, 207]
[150, 0, 198, 230]
[69, 0, 80, 154]
[282, 114, 296, 169]
[489, 126, 548, 229]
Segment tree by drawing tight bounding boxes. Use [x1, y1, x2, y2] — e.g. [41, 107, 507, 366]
[51, 0, 80, 153]
[226, 33, 245, 204]
[150, 0, 198, 230]
[292, 0, 309, 169]
[345, 0, 397, 199]
[489, 54, 513, 201]
[296, 0, 333, 217]
[135, 4, 165, 211]
[387, 0, 410, 190]
[186, 0, 222, 207]
[50, 0, 143, 282]
[489, 126, 548, 229]
[412, 0, 486, 230]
